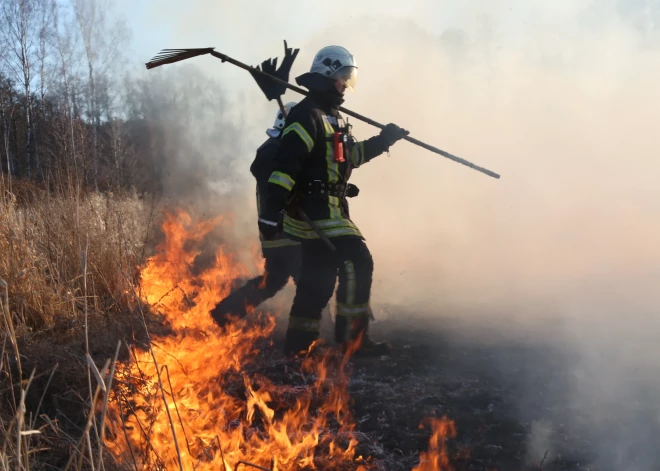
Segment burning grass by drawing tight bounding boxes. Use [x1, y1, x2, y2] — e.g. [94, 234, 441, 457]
[104, 209, 456, 471]
[0, 181, 455, 470]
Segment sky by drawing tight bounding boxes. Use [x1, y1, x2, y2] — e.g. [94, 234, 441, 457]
[115, 0, 660, 109]
[115, 1, 584, 89]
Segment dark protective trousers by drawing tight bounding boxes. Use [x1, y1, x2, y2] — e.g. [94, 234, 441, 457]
[210, 244, 301, 326]
[284, 236, 374, 354]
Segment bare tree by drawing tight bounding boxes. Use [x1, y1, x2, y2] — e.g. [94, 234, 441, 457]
[0, 76, 18, 189]
[36, 0, 52, 109]
[33, 0, 54, 174]
[107, 116, 126, 188]
[1, 0, 48, 179]
[73, 0, 129, 189]
[51, 0, 82, 173]
[73, 0, 96, 187]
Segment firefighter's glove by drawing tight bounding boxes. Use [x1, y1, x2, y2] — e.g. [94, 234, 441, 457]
[258, 212, 284, 241]
[380, 123, 410, 147]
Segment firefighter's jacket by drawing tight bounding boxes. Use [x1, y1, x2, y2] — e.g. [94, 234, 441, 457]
[263, 92, 390, 240]
[251, 137, 300, 249]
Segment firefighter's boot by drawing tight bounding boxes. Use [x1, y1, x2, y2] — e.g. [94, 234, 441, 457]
[210, 278, 260, 327]
[335, 314, 391, 358]
[283, 316, 321, 356]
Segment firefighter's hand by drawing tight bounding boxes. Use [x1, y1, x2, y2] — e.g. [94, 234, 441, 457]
[380, 123, 409, 146]
[258, 217, 281, 241]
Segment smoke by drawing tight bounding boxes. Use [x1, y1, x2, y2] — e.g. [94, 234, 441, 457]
[334, 9, 660, 469]
[123, 1, 660, 469]
[121, 64, 265, 270]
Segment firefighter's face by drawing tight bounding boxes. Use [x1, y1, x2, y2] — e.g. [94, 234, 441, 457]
[334, 79, 348, 95]
[331, 66, 357, 95]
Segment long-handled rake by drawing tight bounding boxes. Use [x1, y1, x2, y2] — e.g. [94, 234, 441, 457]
[149, 44, 338, 252]
[146, 44, 501, 180]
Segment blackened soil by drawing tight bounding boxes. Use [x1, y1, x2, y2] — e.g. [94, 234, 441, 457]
[260, 316, 595, 471]
[6, 309, 659, 471]
[266, 311, 659, 471]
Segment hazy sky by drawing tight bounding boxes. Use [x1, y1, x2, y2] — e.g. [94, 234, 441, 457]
[111, 0, 657, 99]
[115, 0, 660, 313]
[116, 0, 657, 89]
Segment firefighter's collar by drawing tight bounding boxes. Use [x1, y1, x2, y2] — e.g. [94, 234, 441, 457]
[266, 128, 281, 138]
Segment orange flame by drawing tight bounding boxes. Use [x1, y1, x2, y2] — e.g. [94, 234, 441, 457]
[105, 209, 455, 471]
[104, 209, 371, 470]
[411, 417, 457, 471]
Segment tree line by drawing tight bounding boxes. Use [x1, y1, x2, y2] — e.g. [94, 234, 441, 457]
[0, 0, 175, 195]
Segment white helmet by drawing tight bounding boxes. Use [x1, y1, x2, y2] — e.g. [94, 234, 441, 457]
[266, 101, 297, 138]
[309, 45, 358, 90]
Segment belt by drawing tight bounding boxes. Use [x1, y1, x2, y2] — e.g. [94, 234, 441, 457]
[303, 180, 346, 197]
[301, 180, 359, 198]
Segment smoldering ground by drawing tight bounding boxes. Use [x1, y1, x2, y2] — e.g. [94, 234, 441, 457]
[127, 1, 660, 469]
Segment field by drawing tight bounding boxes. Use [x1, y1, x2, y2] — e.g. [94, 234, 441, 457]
[3, 0, 660, 468]
[4, 182, 654, 471]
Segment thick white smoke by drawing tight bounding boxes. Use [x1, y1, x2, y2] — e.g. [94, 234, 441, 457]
[123, 1, 660, 468]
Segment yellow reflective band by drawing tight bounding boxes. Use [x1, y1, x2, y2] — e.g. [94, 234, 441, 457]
[262, 238, 301, 249]
[283, 215, 317, 239]
[284, 224, 363, 240]
[285, 217, 309, 230]
[328, 195, 341, 219]
[326, 142, 339, 183]
[323, 226, 363, 237]
[283, 214, 364, 239]
[351, 141, 366, 167]
[268, 171, 295, 191]
[284, 225, 317, 239]
[343, 260, 356, 305]
[283, 123, 314, 152]
[284, 215, 361, 230]
[288, 316, 321, 332]
[336, 303, 371, 317]
[321, 116, 335, 134]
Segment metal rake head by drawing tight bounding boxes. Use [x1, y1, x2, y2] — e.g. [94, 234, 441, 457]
[145, 47, 216, 69]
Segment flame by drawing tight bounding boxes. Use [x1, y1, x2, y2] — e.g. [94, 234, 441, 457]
[105, 209, 371, 470]
[411, 417, 457, 471]
[105, 208, 455, 471]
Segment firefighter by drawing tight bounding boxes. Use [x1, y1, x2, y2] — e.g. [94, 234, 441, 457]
[210, 102, 301, 327]
[258, 45, 409, 357]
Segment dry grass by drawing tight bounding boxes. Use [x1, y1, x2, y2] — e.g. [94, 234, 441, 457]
[0, 177, 154, 470]
[0, 180, 149, 332]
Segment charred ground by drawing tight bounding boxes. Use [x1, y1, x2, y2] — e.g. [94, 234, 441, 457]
[348, 317, 659, 471]
[6, 303, 659, 471]
[254, 298, 660, 471]
[260, 315, 594, 471]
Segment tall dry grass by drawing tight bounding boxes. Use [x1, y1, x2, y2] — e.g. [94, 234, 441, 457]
[0, 181, 149, 331]
[0, 176, 154, 470]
